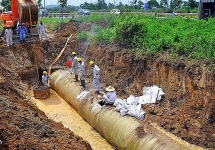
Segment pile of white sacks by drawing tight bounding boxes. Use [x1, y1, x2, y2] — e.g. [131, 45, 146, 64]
[113, 85, 165, 120]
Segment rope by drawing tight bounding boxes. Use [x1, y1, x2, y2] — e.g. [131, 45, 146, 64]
[28, 5, 32, 27]
[33, 44, 39, 80]
[48, 33, 73, 76]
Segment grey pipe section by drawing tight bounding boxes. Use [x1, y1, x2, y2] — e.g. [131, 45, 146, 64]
[50, 70, 204, 150]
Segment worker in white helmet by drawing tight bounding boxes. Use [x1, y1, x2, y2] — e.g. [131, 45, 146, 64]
[71, 51, 79, 81]
[42, 71, 50, 88]
[5, 26, 13, 46]
[16, 23, 27, 44]
[77, 57, 85, 88]
[89, 60, 100, 94]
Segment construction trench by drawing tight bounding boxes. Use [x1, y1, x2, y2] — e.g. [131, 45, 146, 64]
[0, 20, 214, 149]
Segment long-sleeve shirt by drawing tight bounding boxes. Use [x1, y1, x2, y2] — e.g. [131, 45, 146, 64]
[72, 56, 78, 68]
[93, 64, 100, 79]
[5, 28, 13, 37]
[38, 23, 46, 33]
[42, 75, 50, 85]
[105, 91, 117, 102]
[79, 61, 85, 76]
[17, 26, 27, 35]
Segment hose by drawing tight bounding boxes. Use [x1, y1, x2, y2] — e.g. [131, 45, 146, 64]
[48, 33, 73, 76]
[28, 5, 32, 27]
[33, 44, 39, 80]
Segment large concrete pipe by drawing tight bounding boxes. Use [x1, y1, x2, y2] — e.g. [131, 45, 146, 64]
[50, 70, 204, 150]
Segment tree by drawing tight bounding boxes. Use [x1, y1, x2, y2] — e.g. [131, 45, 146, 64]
[133, 0, 138, 9]
[98, 0, 107, 10]
[187, 0, 198, 9]
[108, 3, 115, 10]
[148, 0, 159, 9]
[80, 2, 91, 9]
[160, 0, 168, 8]
[137, 0, 143, 9]
[37, 0, 42, 8]
[169, 0, 182, 12]
[58, 0, 67, 25]
[1, 0, 11, 11]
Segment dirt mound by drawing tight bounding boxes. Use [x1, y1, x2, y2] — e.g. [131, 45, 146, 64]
[0, 97, 91, 149]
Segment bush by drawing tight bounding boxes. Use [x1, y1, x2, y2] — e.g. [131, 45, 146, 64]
[190, 8, 198, 13]
[181, 6, 191, 13]
[93, 28, 116, 44]
[77, 31, 88, 41]
[175, 8, 189, 13]
[115, 14, 147, 48]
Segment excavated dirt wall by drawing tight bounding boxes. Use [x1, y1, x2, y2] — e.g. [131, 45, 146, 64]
[85, 45, 215, 149]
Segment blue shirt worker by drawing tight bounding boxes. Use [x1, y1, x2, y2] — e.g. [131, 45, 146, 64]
[103, 86, 117, 104]
[72, 51, 79, 81]
[42, 71, 50, 88]
[89, 60, 100, 94]
[17, 23, 28, 44]
[77, 57, 85, 88]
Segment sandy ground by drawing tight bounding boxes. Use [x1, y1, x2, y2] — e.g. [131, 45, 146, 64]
[31, 89, 114, 150]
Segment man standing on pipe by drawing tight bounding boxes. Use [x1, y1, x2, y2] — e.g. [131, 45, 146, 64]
[71, 51, 79, 81]
[77, 57, 85, 88]
[89, 60, 100, 94]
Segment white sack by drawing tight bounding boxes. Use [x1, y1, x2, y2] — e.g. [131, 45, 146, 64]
[139, 85, 165, 104]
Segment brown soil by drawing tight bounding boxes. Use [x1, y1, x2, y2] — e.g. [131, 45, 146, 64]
[0, 19, 214, 150]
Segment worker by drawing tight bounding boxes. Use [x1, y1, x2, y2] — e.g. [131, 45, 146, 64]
[77, 57, 85, 88]
[5, 26, 13, 46]
[42, 71, 50, 88]
[38, 21, 48, 41]
[89, 60, 100, 94]
[16, 23, 27, 44]
[103, 86, 117, 105]
[71, 52, 79, 81]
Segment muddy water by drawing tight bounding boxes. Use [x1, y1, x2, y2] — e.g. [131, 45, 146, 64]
[31, 89, 114, 150]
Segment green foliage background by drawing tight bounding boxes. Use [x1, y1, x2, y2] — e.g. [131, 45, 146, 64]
[75, 14, 215, 59]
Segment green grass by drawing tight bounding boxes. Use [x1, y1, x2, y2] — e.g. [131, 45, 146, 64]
[82, 14, 215, 59]
[74, 14, 116, 23]
[38, 18, 70, 31]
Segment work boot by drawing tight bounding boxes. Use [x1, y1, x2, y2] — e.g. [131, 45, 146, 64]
[80, 80, 83, 86]
[80, 80, 85, 88]
[82, 80, 85, 88]
[98, 100, 105, 106]
[74, 75, 78, 81]
[95, 91, 100, 94]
